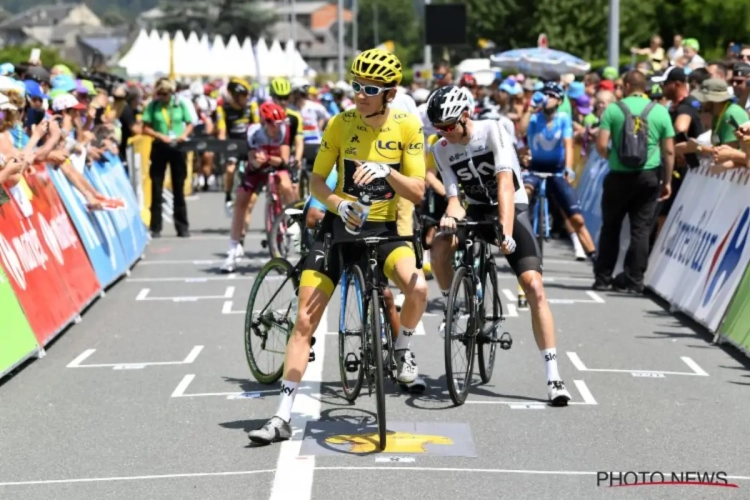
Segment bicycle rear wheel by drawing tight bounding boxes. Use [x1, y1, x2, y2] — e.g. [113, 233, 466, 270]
[478, 260, 501, 384]
[536, 198, 545, 257]
[269, 201, 305, 260]
[445, 266, 476, 405]
[339, 266, 365, 401]
[245, 258, 299, 384]
[368, 289, 387, 450]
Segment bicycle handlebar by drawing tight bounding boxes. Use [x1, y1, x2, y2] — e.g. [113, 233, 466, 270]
[525, 171, 565, 179]
[322, 231, 423, 272]
[421, 214, 504, 237]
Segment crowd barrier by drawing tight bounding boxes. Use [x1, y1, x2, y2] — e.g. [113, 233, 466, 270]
[646, 165, 750, 334]
[0, 155, 148, 380]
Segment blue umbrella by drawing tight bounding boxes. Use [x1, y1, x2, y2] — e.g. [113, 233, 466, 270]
[490, 48, 590, 78]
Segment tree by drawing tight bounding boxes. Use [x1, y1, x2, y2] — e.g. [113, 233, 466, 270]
[356, 0, 421, 65]
[154, 0, 277, 40]
[102, 10, 127, 26]
[0, 45, 78, 73]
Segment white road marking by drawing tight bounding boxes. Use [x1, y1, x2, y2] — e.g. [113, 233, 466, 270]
[682, 357, 709, 376]
[586, 291, 605, 303]
[566, 352, 709, 377]
[68, 346, 204, 370]
[2, 468, 746, 486]
[170, 373, 311, 399]
[573, 380, 597, 405]
[127, 276, 254, 283]
[502, 289, 517, 302]
[135, 287, 235, 302]
[509, 403, 546, 409]
[222, 300, 245, 315]
[505, 304, 518, 317]
[268, 308, 328, 500]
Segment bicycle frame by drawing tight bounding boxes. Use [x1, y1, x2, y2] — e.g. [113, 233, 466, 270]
[529, 172, 564, 242]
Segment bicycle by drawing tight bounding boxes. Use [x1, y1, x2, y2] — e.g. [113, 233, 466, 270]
[329, 230, 423, 450]
[245, 208, 318, 384]
[260, 165, 292, 258]
[435, 218, 513, 406]
[527, 171, 565, 257]
[268, 199, 311, 260]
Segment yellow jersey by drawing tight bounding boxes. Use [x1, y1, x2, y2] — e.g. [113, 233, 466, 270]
[313, 108, 426, 222]
[425, 133, 441, 171]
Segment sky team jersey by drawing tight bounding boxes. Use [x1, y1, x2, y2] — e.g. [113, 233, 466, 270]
[526, 111, 572, 169]
[313, 108, 426, 222]
[432, 119, 527, 206]
[296, 100, 330, 144]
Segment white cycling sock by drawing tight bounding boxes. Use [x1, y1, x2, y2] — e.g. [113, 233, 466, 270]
[274, 380, 299, 422]
[395, 326, 414, 351]
[570, 233, 584, 255]
[541, 348, 561, 382]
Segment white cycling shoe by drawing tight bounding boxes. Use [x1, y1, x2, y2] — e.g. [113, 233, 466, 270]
[394, 293, 406, 310]
[395, 349, 418, 384]
[221, 244, 243, 273]
[547, 380, 572, 406]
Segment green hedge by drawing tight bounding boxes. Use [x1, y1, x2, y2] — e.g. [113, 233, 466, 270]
[0, 45, 79, 73]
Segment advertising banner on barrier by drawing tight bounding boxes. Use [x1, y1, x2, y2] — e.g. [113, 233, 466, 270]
[23, 167, 101, 311]
[47, 166, 123, 287]
[719, 264, 750, 354]
[0, 185, 78, 345]
[0, 264, 39, 378]
[84, 160, 142, 269]
[645, 166, 750, 332]
[98, 152, 149, 257]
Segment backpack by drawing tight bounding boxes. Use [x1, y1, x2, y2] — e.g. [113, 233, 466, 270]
[615, 101, 655, 168]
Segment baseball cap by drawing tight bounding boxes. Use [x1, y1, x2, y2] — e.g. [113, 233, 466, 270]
[683, 38, 700, 51]
[24, 80, 49, 99]
[652, 66, 687, 84]
[0, 94, 17, 111]
[734, 63, 750, 79]
[52, 93, 86, 112]
[602, 66, 619, 80]
[575, 94, 593, 115]
[567, 81, 585, 99]
[599, 80, 615, 91]
[691, 78, 731, 103]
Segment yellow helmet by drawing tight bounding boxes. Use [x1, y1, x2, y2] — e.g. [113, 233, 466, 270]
[227, 77, 251, 94]
[270, 77, 292, 98]
[351, 48, 402, 86]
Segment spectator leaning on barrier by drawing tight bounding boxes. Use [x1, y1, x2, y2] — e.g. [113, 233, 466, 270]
[594, 70, 675, 293]
[111, 84, 141, 172]
[732, 63, 750, 111]
[652, 66, 704, 239]
[142, 77, 193, 238]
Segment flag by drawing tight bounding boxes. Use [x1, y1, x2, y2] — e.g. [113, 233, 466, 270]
[375, 41, 395, 53]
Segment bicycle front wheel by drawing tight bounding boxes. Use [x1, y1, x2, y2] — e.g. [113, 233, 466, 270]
[445, 266, 476, 406]
[368, 289, 387, 450]
[245, 258, 299, 384]
[478, 261, 501, 384]
[339, 266, 365, 401]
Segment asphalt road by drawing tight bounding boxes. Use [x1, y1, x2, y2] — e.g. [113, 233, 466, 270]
[1, 192, 750, 500]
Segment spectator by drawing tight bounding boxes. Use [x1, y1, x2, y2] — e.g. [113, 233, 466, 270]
[141, 77, 193, 238]
[688, 67, 710, 91]
[594, 70, 675, 293]
[584, 72, 601, 97]
[693, 79, 749, 147]
[707, 61, 729, 82]
[602, 66, 619, 82]
[739, 45, 750, 64]
[667, 34, 684, 65]
[433, 61, 453, 88]
[732, 63, 750, 111]
[111, 84, 140, 172]
[682, 39, 706, 70]
[652, 66, 704, 238]
[632, 35, 667, 72]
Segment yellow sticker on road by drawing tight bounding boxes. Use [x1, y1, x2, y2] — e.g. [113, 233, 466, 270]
[326, 431, 453, 454]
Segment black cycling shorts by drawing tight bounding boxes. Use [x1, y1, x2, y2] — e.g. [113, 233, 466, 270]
[303, 143, 320, 170]
[299, 211, 414, 297]
[455, 204, 543, 276]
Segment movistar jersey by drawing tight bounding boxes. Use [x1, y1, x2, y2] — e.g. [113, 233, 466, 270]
[527, 111, 572, 170]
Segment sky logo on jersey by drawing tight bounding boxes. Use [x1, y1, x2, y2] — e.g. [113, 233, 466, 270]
[660, 205, 720, 273]
[701, 207, 750, 307]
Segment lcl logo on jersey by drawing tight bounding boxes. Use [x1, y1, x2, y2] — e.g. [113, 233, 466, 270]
[406, 142, 423, 156]
[375, 140, 403, 160]
[378, 140, 403, 150]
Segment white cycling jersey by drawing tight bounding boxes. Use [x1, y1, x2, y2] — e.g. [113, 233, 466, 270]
[418, 102, 437, 139]
[293, 100, 330, 144]
[432, 119, 528, 206]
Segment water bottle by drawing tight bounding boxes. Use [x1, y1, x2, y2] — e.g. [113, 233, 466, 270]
[344, 194, 372, 235]
[476, 278, 483, 301]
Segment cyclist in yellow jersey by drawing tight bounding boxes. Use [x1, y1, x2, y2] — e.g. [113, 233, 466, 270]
[249, 49, 428, 445]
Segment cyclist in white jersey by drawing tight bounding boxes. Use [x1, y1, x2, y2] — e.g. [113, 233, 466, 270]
[426, 85, 572, 405]
[289, 81, 331, 167]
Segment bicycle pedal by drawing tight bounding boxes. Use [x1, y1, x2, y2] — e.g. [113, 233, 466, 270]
[517, 296, 528, 309]
[309, 349, 315, 362]
[497, 332, 513, 350]
[260, 240, 268, 248]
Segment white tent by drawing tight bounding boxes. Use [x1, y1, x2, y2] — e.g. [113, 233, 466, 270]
[172, 30, 190, 76]
[268, 39, 286, 77]
[197, 34, 212, 77]
[117, 29, 149, 74]
[294, 46, 312, 78]
[224, 35, 244, 77]
[182, 31, 201, 75]
[207, 35, 227, 77]
[240, 37, 258, 80]
[154, 31, 171, 77]
[254, 38, 271, 79]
